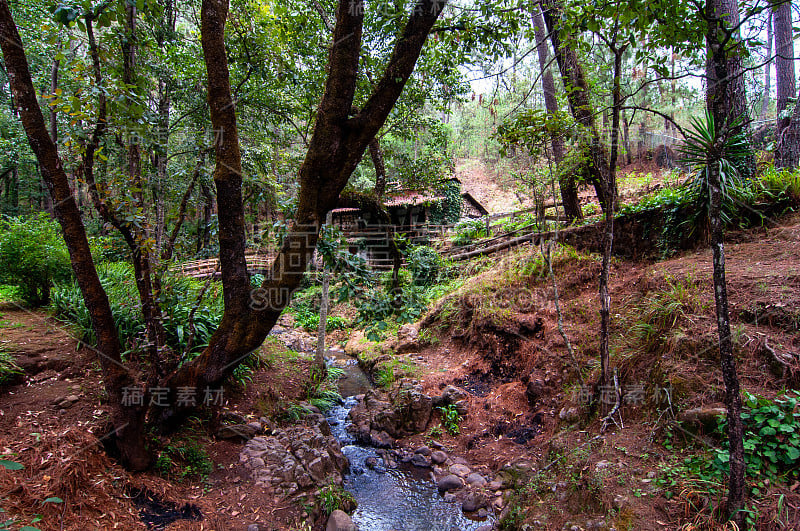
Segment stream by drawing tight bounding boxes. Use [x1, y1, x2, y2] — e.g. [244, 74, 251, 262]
[325, 350, 493, 531]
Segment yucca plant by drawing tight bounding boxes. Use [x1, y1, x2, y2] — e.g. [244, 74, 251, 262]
[679, 112, 753, 232]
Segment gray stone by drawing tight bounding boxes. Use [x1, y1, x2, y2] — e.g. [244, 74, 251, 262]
[431, 450, 448, 465]
[217, 423, 257, 440]
[449, 463, 471, 477]
[369, 430, 393, 448]
[326, 509, 357, 531]
[677, 407, 727, 433]
[466, 472, 487, 487]
[594, 460, 612, 471]
[348, 381, 432, 439]
[433, 385, 468, 407]
[437, 474, 464, 492]
[415, 445, 432, 456]
[443, 493, 457, 503]
[411, 454, 431, 468]
[462, 492, 487, 513]
[246, 457, 265, 470]
[247, 525, 259, 531]
[398, 324, 419, 342]
[365, 457, 379, 469]
[526, 378, 545, 405]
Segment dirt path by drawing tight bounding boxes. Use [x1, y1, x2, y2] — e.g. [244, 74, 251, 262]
[0, 306, 295, 530]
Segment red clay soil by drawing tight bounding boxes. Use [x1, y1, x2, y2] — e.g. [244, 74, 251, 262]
[0, 306, 307, 530]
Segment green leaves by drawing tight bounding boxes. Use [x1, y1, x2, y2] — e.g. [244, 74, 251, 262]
[52, 5, 81, 26]
[0, 459, 24, 470]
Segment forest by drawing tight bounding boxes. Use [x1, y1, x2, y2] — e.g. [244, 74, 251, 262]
[0, 0, 799, 529]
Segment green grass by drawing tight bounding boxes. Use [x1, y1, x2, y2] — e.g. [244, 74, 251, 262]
[0, 348, 22, 385]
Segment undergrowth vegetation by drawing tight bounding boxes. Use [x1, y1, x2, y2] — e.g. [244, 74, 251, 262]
[660, 391, 800, 528]
[618, 163, 800, 256]
[0, 213, 71, 306]
[50, 262, 224, 361]
[0, 347, 21, 385]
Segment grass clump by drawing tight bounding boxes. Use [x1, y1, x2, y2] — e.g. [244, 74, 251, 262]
[155, 438, 214, 481]
[0, 348, 21, 385]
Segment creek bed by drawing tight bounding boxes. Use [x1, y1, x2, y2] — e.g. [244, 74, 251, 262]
[325, 351, 492, 531]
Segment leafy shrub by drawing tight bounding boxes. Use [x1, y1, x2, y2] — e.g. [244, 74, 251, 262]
[406, 244, 450, 286]
[155, 439, 214, 481]
[374, 366, 395, 389]
[0, 213, 72, 305]
[291, 304, 348, 333]
[355, 284, 428, 341]
[496, 212, 538, 235]
[452, 218, 487, 246]
[760, 165, 800, 203]
[662, 391, 800, 506]
[438, 404, 461, 435]
[319, 482, 356, 515]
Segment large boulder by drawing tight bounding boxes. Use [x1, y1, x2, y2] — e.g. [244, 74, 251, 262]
[345, 330, 378, 357]
[432, 385, 468, 408]
[347, 380, 432, 441]
[326, 509, 357, 531]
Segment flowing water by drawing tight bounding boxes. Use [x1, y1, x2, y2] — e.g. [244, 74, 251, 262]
[325, 351, 492, 531]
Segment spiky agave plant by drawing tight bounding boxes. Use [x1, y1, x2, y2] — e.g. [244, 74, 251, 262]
[679, 112, 752, 231]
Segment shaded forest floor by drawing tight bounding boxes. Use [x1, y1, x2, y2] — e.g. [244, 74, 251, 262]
[1, 212, 799, 530]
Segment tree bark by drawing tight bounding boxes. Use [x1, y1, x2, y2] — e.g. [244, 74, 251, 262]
[0, 0, 150, 471]
[314, 211, 333, 381]
[598, 43, 624, 393]
[761, 10, 772, 121]
[532, 4, 581, 222]
[705, 0, 752, 178]
[774, 1, 795, 168]
[369, 138, 387, 198]
[706, 0, 747, 525]
[540, 0, 612, 213]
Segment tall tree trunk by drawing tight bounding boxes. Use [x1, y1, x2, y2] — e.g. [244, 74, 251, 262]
[119, 5, 170, 376]
[781, 92, 800, 168]
[153, 0, 175, 258]
[761, 10, 772, 121]
[598, 43, 624, 394]
[314, 211, 333, 381]
[540, 0, 612, 213]
[706, 0, 753, 177]
[42, 51, 59, 215]
[621, 110, 632, 165]
[706, 0, 747, 526]
[532, 4, 581, 222]
[198, 180, 214, 253]
[0, 0, 150, 470]
[774, 1, 795, 168]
